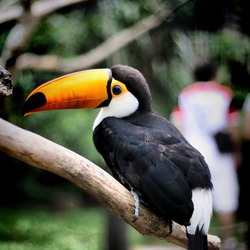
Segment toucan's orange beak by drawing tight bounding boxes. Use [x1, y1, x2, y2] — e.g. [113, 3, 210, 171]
[23, 69, 113, 116]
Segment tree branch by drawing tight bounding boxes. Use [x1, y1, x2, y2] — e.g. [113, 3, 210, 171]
[0, 118, 220, 249]
[0, 0, 89, 24]
[15, 0, 188, 72]
[0, 0, 90, 74]
[0, 66, 13, 96]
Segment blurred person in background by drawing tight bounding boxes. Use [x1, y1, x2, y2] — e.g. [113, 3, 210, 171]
[237, 93, 250, 250]
[171, 60, 240, 250]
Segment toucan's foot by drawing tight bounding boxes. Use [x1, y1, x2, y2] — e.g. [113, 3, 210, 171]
[131, 190, 140, 222]
[166, 220, 173, 236]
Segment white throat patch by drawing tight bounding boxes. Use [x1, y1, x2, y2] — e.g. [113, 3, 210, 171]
[93, 91, 139, 130]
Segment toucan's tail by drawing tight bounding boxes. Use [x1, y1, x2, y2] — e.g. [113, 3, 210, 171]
[186, 188, 212, 249]
[187, 228, 208, 250]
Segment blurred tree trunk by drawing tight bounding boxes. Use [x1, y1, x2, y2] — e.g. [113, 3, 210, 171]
[106, 210, 128, 250]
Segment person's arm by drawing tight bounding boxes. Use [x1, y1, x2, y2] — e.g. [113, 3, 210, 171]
[170, 106, 184, 133]
[228, 108, 241, 168]
[242, 94, 250, 140]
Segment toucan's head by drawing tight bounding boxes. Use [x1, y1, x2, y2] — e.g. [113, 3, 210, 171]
[23, 65, 152, 127]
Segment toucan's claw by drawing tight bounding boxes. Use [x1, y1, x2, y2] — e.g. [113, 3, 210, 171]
[131, 190, 140, 222]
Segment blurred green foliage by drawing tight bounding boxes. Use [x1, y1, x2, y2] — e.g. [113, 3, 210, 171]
[0, 208, 105, 250]
[0, 207, 174, 249]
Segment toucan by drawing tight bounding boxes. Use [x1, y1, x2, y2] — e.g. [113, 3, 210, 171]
[23, 65, 213, 250]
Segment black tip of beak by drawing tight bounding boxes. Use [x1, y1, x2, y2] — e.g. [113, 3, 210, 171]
[22, 92, 47, 116]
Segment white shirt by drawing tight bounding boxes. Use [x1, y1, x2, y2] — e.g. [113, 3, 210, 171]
[178, 81, 234, 138]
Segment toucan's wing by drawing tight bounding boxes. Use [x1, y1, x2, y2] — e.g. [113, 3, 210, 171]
[93, 116, 194, 225]
[139, 157, 193, 225]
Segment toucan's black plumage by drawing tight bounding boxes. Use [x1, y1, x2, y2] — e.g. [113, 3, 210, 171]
[94, 116, 195, 225]
[23, 64, 213, 250]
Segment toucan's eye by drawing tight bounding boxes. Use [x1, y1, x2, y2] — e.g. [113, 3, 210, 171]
[112, 85, 122, 95]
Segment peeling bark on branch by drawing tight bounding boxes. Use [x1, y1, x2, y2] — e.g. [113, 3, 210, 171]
[0, 66, 13, 96]
[0, 118, 221, 249]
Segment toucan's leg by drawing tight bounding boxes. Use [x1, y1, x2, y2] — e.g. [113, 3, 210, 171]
[131, 190, 140, 222]
[166, 220, 173, 236]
